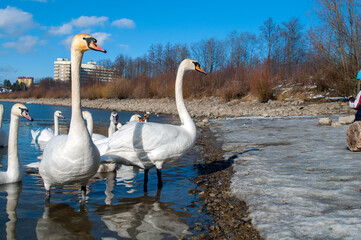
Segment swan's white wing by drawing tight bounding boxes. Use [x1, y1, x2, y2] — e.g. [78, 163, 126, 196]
[94, 137, 108, 156]
[106, 122, 195, 168]
[108, 122, 185, 151]
[34, 128, 54, 143]
[92, 133, 107, 142]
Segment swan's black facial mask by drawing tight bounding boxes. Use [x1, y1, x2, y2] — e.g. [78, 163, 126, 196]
[83, 37, 107, 53]
[19, 107, 33, 121]
[192, 62, 207, 75]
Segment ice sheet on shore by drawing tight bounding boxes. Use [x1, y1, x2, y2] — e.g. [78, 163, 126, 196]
[211, 116, 361, 240]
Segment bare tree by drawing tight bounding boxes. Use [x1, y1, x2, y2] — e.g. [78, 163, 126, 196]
[191, 38, 225, 73]
[226, 31, 260, 69]
[148, 43, 164, 77]
[97, 59, 113, 69]
[113, 54, 127, 78]
[259, 17, 281, 70]
[280, 17, 307, 77]
[311, 0, 361, 94]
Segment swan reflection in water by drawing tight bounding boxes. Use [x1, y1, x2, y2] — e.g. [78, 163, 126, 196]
[0, 147, 8, 168]
[97, 187, 192, 239]
[91, 163, 138, 205]
[0, 182, 22, 240]
[36, 203, 93, 239]
[35, 169, 192, 239]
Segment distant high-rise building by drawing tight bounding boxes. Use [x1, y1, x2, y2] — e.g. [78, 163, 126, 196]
[17, 76, 33, 88]
[54, 58, 71, 82]
[53, 58, 117, 83]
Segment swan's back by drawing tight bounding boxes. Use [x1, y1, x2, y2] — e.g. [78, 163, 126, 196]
[32, 127, 54, 142]
[92, 133, 107, 142]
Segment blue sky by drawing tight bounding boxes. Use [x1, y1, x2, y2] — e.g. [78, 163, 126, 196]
[0, 0, 314, 83]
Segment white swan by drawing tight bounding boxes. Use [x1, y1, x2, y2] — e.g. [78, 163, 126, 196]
[0, 103, 33, 184]
[82, 111, 102, 141]
[129, 114, 142, 122]
[143, 112, 150, 122]
[31, 110, 64, 143]
[39, 34, 106, 200]
[82, 110, 119, 142]
[104, 59, 206, 189]
[108, 111, 119, 137]
[0, 104, 8, 147]
[81, 110, 117, 172]
[26, 110, 118, 171]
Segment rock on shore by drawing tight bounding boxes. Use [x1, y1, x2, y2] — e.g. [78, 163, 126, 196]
[346, 121, 361, 151]
[0, 97, 353, 119]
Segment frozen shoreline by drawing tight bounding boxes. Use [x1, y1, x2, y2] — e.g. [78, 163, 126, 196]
[0, 97, 354, 119]
[211, 115, 361, 239]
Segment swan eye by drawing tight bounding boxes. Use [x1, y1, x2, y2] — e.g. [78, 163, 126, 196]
[83, 37, 106, 53]
[193, 62, 207, 75]
[83, 37, 95, 47]
[19, 107, 27, 113]
[19, 107, 28, 116]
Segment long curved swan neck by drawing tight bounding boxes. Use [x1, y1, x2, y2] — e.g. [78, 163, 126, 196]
[68, 48, 88, 139]
[7, 112, 21, 179]
[0, 105, 4, 128]
[54, 114, 59, 136]
[108, 122, 116, 137]
[86, 117, 93, 136]
[82, 111, 93, 136]
[70, 49, 83, 121]
[175, 64, 195, 134]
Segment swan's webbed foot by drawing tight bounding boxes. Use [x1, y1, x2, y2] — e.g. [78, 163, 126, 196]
[157, 169, 163, 188]
[45, 190, 50, 203]
[81, 185, 87, 201]
[143, 169, 149, 192]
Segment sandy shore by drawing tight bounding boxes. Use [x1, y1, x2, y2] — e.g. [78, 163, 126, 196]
[0, 97, 354, 119]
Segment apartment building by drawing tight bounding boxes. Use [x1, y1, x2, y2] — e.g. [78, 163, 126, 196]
[17, 76, 33, 88]
[54, 58, 117, 83]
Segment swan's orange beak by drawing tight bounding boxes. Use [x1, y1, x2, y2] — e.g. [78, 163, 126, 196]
[60, 114, 65, 119]
[22, 111, 33, 121]
[196, 65, 207, 75]
[89, 41, 107, 53]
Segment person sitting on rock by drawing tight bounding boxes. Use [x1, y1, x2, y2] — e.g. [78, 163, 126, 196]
[348, 71, 361, 121]
[348, 95, 361, 121]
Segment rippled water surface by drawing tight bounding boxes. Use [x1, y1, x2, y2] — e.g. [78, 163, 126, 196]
[0, 101, 210, 239]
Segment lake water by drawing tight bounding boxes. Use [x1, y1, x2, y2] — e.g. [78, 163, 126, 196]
[0, 101, 211, 239]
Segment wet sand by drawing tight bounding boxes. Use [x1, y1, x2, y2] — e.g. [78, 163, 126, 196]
[1, 97, 353, 239]
[192, 125, 263, 239]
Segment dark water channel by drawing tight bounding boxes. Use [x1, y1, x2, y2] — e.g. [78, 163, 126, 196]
[0, 101, 211, 239]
